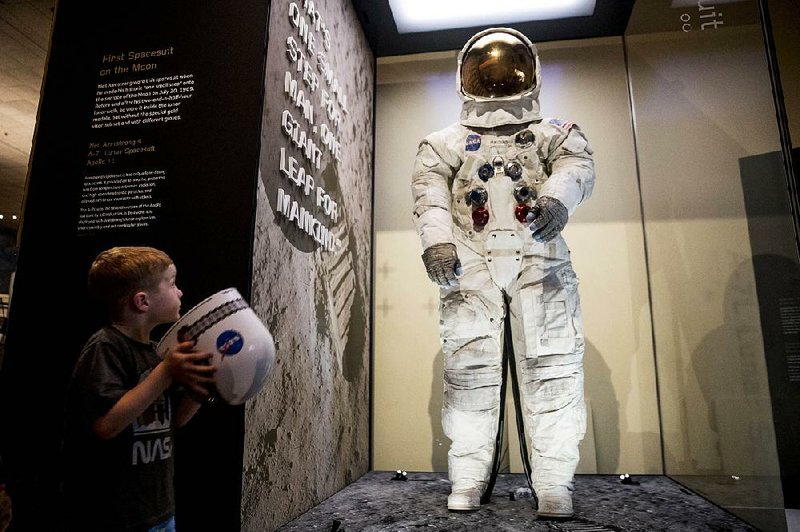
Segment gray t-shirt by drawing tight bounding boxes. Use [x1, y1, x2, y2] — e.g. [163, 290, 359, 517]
[62, 326, 176, 531]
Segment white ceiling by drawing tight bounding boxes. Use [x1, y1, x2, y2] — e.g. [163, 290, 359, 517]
[0, 0, 54, 230]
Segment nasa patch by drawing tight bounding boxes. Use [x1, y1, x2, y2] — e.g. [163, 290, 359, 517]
[465, 134, 481, 151]
[216, 330, 244, 356]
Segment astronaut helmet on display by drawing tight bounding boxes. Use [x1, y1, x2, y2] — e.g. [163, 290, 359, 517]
[457, 27, 543, 129]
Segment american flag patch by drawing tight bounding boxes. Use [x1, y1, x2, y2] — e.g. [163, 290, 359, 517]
[549, 118, 574, 130]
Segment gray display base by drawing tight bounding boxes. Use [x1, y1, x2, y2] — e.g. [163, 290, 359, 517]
[278, 471, 759, 531]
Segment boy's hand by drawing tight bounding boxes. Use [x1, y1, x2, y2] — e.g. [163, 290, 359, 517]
[165, 340, 217, 399]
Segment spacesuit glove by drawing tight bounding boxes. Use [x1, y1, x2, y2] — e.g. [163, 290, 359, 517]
[421, 243, 462, 287]
[526, 196, 568, 243]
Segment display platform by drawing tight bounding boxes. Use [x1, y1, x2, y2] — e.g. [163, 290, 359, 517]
[278, 471, 757, 531]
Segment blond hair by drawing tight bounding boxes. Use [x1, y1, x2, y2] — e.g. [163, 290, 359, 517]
[88, 246, 173, 319]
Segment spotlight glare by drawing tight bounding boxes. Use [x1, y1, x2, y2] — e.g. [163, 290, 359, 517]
[388, 0, 596, 34]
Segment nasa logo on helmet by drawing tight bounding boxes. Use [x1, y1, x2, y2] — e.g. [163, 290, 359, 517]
[217, 329, 244, 357]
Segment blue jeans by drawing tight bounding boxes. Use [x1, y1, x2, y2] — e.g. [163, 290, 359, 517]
[148, 516, 175, 532]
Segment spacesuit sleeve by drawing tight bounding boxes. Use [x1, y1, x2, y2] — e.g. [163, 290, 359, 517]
[411, 133, 458, 249]
[539, 124, 595, 216]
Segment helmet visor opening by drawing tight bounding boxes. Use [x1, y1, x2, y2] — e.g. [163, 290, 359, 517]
[461, 32, 535, 99]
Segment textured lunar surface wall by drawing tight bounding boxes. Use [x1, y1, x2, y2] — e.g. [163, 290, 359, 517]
[242, 0, 374, 529]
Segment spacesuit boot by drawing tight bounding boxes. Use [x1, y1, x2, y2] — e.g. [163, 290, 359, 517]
[447, 486, 482, 511]
[535, 486, 574, 518]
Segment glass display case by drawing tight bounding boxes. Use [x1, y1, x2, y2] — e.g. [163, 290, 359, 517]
[372, 1, 797, 529]
[625, 1, 796, 529]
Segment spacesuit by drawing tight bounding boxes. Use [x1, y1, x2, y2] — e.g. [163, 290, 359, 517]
[411, 28, 595, 517]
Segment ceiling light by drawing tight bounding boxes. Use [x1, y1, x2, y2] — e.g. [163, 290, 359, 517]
[388, 0, 596, 34]
[671, 0, 744, 6]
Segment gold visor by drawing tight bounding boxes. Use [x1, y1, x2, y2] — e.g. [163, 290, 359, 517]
[461, 32, 535, 99]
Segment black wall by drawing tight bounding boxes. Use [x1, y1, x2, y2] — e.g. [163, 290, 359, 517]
[0, 1, 269, 529]
[740, 150, 800, 509]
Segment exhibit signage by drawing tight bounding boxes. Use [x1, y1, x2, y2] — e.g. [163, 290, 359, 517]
[0, 2, 269, 530]
[267, 0, 354, 253]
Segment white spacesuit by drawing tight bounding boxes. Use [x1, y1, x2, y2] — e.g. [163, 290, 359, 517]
[411, 28, 595, 518]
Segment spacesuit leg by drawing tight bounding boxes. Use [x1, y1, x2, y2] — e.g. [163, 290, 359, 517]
[440, 242, 505, 510]
[508, 240, 586, 517]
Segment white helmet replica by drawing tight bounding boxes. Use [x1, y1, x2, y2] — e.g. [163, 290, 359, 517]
[157, 287, 276, 405]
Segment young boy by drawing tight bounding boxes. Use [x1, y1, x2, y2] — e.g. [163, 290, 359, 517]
[61, 246, 216, 531]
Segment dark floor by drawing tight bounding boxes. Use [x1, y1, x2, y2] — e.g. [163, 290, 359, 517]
[672, 474, 788, 531]
[278, 471, 761, 531]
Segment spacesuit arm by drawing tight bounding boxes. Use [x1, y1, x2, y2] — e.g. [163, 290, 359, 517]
[539, 124, 595, 215]
[411, 136, 458, 249]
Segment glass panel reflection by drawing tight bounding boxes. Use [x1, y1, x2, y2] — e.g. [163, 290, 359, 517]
[625, 0, 792, 529]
